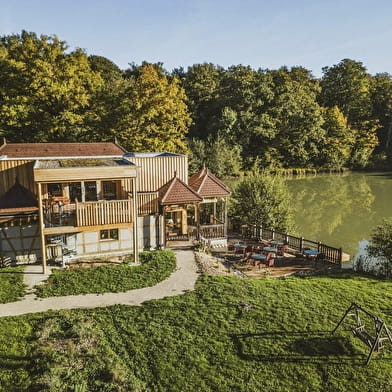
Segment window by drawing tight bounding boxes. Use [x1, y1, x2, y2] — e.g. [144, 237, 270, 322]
[47, 183, 62, 197]
[99, 229, 119, 241]
[85, 181, 97, 201]
[69, 182, 82, 202]
[102, 181, 117, 200]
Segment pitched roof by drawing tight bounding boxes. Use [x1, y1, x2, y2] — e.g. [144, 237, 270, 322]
[189, 166, 230, 198]
[0, 142, 126, 158]
[158, 176, 203, 205]
[0, 180, 38, 214]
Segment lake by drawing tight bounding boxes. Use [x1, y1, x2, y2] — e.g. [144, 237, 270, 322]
[285, 172, 392, 261]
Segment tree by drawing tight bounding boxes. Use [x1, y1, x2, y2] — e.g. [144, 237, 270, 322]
[319, 58, 373, 125]
[371, 73, 392, 154]
[366, 218, 392, 275]
[0, 31, 103, 142]
[187, 135, 242, 177]
[113, 63, 191, 153]
[181, 63, 224, 140]
[317, 106, 354, 168]
[230, 172, 294, 231]
[88, 55, 123, 81]
[266, 67, 325, 167]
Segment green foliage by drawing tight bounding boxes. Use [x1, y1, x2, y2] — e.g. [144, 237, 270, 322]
[230, 172, 294, 231]
[187, 135, 242, 177]
[0, 31, 103, 142]
[318, 106, 354, 168]
[367, 218, 392, 264]
[35, 250, 176, 297]
[0, 266, 26, 303]
[1, 273, 392, 391]
[113, 63, 191, 153]
[371, 73, 392, 154]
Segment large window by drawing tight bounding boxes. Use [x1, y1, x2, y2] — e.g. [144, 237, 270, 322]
[47, 183, 62, 197]
[102, 181, 117, 200]
[69, 182, 82, 202]
[85, 181, 97, 201]
[99, 228, 119, 241]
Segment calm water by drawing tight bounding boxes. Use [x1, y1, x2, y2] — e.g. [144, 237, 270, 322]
[285, 172, 392, 260]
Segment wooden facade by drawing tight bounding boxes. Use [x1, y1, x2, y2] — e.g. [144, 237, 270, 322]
[0, 143, 230, 273]
[126, 153, 188, 192]
[0, 159, 36, 196]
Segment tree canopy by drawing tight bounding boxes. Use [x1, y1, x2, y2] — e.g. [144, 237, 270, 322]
[1, 31, 391, 170]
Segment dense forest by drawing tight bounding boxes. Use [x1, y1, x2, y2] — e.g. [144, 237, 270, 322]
[1, 31, 392, 176]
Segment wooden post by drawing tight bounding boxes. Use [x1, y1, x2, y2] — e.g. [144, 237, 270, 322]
[300, 237, 304, 252]
[132, 178, 139, 264]
[260, 225, 263, 241]
[272, 228, 275, 240]
[318, 241, 321, 252]
[339, 247, 343, 266]
[37, 182, 47, 274]
[224, 198, 228, 237]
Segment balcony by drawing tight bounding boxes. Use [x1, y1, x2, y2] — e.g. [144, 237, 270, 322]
[43, 199, 133, 233]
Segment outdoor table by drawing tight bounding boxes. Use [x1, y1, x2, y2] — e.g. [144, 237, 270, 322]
[263, 247, 278, 253]
[234, 243, 247, 255]
[234, 243, 247, 249]
[303, 249, 320, 262]
[251, 253, 267, 261]
[270, 240, 284, 246]
[303, 249, 319, 256]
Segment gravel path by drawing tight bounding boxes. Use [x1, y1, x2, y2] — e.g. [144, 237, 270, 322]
[0, 250, 198, 317]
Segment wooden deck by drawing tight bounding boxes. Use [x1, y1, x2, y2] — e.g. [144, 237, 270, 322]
[212, 246, 340, 279]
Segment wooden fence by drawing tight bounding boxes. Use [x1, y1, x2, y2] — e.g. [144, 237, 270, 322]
[239, 223, 343, 265]
[199, 224, 225, 239]
[76, 199, 133, 227]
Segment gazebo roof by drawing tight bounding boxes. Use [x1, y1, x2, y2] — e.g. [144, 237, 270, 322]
[158, 175, 203, 205]
[189, 166, 230, 198]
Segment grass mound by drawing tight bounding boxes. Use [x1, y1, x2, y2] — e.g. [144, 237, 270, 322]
[35, 250, 176, 297]
[1, 272, 392, 391]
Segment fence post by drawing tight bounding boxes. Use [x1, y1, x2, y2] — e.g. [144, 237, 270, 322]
[339, 248, 343, 266]
[285, 232, 289, 243]
[260, 225, 263, 241]
[272, 228, 275, 240]
[318, 242, 321, 252]
[300, 237, 304, 252]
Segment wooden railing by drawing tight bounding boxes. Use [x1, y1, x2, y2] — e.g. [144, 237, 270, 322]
[238, 223, 343, 266]
[138, 192, 159, 216]
[199, 224, 225, 239]
[76, 199, 132, 227]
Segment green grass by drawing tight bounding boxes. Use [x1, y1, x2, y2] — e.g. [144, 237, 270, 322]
[1, 272, 392, 391]
[0, 266, 26, 303]
[35, 250, 177, 298]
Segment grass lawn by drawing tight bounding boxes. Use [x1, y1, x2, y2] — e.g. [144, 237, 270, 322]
[0, 266, 25, 303]
[35, 250, 176, 297]
[1, 272, 392, 391]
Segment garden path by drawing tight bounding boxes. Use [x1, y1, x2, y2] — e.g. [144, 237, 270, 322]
[0, 250, 198, 317]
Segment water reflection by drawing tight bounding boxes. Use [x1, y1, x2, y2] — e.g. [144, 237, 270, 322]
[286, 172, 392, 260]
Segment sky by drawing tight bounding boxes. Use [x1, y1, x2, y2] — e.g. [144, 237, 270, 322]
[1, 0, 392, 77]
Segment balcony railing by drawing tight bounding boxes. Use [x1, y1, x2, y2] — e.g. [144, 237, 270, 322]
[76, 199, 133, 227]
[44, 199, 133, 228]
[199, 224, 225, 239]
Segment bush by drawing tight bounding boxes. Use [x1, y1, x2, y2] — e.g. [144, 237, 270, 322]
[0, 266, 26, 303]
[35, 250, 176, 297]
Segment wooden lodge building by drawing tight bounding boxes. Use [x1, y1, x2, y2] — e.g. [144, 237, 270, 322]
[0, 141, 230, 273]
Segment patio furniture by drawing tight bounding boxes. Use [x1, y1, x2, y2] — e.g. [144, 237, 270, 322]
[303, 249, 319, 259]
[270, 240, 284, 246]
[234, 243, 247, 255]
[263, 246, 278, 253]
